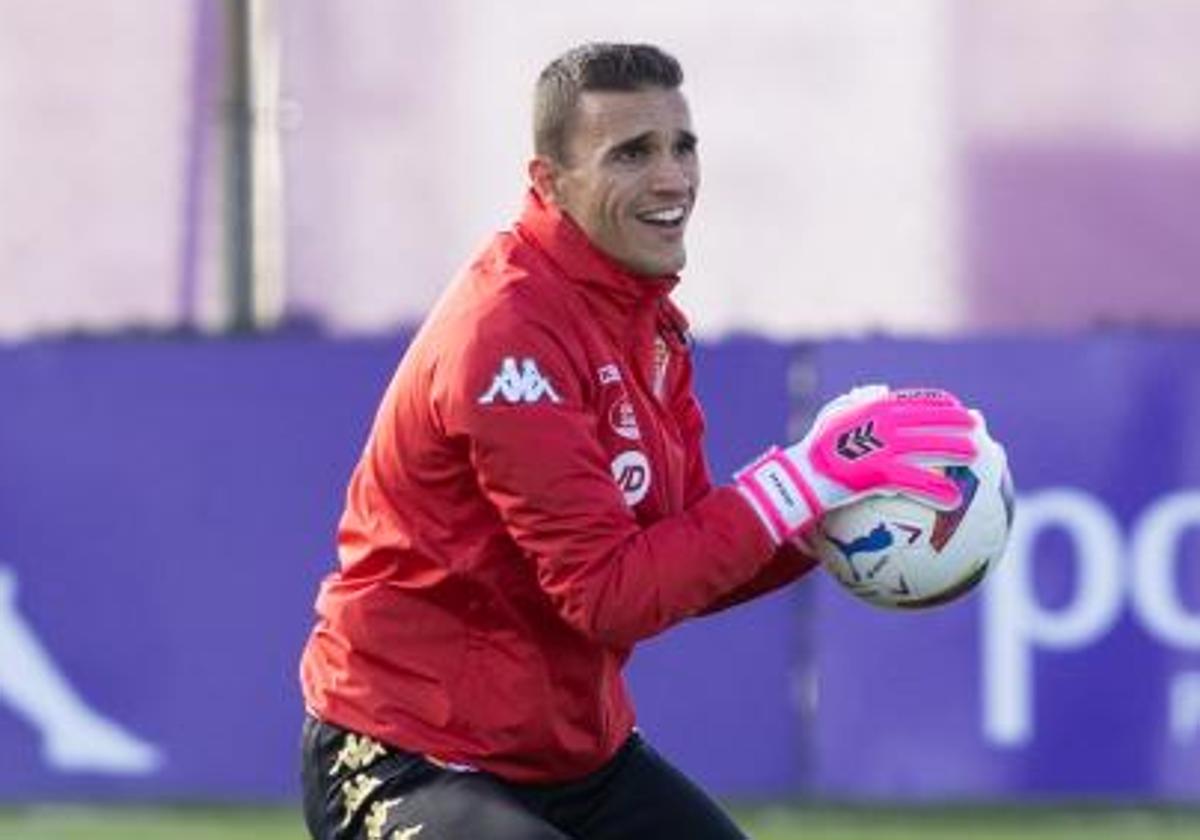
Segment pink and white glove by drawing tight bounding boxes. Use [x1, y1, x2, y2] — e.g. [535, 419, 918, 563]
[734, 385, 978, 544]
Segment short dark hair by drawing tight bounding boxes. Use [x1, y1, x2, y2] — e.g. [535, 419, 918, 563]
[533, 42, 684, 164]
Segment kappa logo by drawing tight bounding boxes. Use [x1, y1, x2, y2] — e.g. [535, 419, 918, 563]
[611, 451, 651, 506]
[478, 357, 562, 405]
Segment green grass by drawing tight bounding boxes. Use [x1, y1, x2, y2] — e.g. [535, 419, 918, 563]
[0, 805, 305, 839]
[1, 804, 1199, 839]
[736, 805, 1200, 840]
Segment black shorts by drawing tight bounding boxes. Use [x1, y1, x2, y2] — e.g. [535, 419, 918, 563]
[300, 715, 748, 840]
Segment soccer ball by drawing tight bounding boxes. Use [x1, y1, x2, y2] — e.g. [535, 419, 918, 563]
[813, 424, 1014, 610]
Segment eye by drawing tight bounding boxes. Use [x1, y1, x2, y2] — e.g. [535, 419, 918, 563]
[612, 144, 649, 163]
[674, 135, 697, 158]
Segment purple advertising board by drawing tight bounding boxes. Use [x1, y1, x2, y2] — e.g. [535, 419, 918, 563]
[0, 336, 800, 801]
[3, 333, 1200, 802]
[0, 338, 395, 800]
[810, 335, 1200, 801]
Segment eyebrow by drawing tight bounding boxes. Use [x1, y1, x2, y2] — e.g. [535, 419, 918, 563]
[606, 133, 653, 159]
[605, 129, 698, 159]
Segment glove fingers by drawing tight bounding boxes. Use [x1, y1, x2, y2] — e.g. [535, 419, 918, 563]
[889, 388, 962, 407]
[814, 384, 889, 426]
[896, 432, 978, 462]
[891, 404, 977, 430]
[885, 464, 964, 509]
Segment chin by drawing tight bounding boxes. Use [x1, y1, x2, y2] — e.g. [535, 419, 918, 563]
[635, 252, 686, 278]
[659, 253, 686, 276]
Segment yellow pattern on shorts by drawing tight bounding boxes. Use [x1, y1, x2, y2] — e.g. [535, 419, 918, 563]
[364, 796, 424, 840]
[339, 773, 382, 829]
[330, 734, 387, 776]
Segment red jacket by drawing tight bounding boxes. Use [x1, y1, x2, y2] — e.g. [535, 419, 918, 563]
[300, 190, 817, 782]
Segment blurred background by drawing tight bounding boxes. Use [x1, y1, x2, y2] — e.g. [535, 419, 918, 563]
[2, 1, 1199, 837]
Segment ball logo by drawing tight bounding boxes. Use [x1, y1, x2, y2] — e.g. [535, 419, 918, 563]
[611, 451, 651, 507]
[608, 396, 641, 441]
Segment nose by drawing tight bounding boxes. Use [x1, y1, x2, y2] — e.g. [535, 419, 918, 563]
[649, 152, 694, 194]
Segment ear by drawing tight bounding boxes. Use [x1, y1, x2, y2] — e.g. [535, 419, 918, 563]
[528, 156, 560, 204]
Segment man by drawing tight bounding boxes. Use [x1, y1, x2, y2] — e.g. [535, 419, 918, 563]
[300, 42, 978, 839]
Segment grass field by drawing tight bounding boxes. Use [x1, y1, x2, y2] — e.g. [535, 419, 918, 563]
[3, 804, 1200, 839]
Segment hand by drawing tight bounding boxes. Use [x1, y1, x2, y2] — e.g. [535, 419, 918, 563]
[734, 385, 978, 543]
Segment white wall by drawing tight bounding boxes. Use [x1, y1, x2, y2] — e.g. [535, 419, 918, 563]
[282, 0, 959, 338]
[0, 1, 199, 340]
[4, 1, 1199, 340]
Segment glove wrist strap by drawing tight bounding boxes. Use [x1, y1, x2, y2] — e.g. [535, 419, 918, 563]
[734, 447, 822, 543]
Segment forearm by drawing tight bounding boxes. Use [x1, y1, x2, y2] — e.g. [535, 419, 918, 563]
[698, 538, 818, 615]
[538, 487, 778, 647]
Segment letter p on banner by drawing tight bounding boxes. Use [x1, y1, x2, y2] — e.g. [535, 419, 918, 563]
[981, 489, 1125, 746]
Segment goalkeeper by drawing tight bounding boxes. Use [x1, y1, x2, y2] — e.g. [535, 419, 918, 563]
[299, 41, 978, 840]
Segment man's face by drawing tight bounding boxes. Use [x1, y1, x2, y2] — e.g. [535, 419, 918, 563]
[538, 87, 699, 277]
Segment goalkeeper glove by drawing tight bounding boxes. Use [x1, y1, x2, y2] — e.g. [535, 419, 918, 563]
[734, 385, 978, 543]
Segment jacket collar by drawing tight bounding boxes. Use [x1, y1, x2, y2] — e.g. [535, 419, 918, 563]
[514, 188, 679, 315]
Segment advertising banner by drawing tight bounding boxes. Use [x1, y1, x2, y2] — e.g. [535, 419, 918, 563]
[0, 338, 396, 800]
[810, 335, 1200, 800]
[3, 334, 1199, 801]
[0, 336, 800, 801]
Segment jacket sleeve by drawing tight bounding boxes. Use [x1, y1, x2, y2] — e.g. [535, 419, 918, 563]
[671, 358, 821, 615]
[700, 540, 820, 614]
[435, 302, 778, 648]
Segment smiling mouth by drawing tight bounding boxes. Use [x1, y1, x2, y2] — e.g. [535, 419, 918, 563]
[635, 206, 687, 228]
